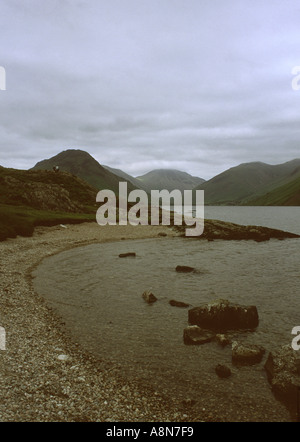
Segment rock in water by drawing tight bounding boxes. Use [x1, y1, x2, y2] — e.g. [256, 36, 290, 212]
[188, 299, 259, 332]
[183, 326, 215, 345]
[176, 266, 195, 273]
[169, 300, 190, 308]
[142, 291, 157, 304]
[119, 252, 136, 258]
[231, 341, 265, 365]
[215, 334, 231, 347]
[264, 345, 300, 412]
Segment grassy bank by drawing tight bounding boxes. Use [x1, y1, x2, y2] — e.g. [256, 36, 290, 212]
[0, 204, 95, 241]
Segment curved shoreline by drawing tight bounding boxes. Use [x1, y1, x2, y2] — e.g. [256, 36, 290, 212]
[0, 222, 292, 422]
[0, 223, 189, 422]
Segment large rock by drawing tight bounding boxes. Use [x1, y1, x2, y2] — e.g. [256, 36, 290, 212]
[183, 326, 215, 346]
[232, 341, 265, 366]
[264, 345, 300, 412]
[188, 299, 259, 332]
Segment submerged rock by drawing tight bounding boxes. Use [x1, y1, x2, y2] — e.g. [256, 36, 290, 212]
[169, 300, 190, 308]
[183, 326, 215, 346]
[142, 291, 157, 304]
[119, 252, 136, 258]
[232, 341, 265, 366]
[188, 299, 259, 332]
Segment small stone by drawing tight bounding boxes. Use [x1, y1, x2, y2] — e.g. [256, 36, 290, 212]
[215, 334, 231, 347]
[232, 341, 265, 365]
[119, 252, 136, 258]
[215, 364, 232, 379]
[169, 299, 190, 308]
[142, 291, 157, 304]
[183, 326, 215, 346]
[57, 354, 70, 362]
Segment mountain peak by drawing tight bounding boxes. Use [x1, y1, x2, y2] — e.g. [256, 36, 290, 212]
[31, 149, 137, 193]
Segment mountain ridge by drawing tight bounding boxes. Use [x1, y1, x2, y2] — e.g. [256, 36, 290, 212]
[194, 159, 300, 205]
[136, 169, 205, 192]
[31, 149, 137, 193]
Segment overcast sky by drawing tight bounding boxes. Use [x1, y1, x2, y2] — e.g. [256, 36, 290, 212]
[0, 0, 300, 180]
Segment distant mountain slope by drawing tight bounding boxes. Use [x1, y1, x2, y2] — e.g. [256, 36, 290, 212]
[194, 159, 300, 205]
[136, 169, 205, 192]
[32, 149, 137, 193]
[103, 165, 146, 191]
[245, 174, 300, 206]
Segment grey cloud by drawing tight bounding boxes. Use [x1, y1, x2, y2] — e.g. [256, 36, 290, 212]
[0, 0, 300, 179]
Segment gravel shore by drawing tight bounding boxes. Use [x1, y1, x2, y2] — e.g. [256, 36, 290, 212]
[0, 222, 196, 422]
[0, 222, 292, 422]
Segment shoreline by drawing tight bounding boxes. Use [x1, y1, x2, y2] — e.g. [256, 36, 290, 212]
[0, 222, 192, 422]
[0, 222, 292, 422]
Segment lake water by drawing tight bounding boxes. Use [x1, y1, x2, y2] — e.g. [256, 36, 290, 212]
[32, 207, 300, 421]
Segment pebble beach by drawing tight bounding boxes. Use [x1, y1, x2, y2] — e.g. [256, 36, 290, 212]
[0, 222, 190, 422]
[0, 222, 292, 422]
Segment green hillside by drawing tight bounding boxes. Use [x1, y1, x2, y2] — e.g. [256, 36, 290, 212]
[0, 166, 97, 241]
[245, 175, 300, 206]
[32, 149, 137, 193]
[195, 159, 300, 205]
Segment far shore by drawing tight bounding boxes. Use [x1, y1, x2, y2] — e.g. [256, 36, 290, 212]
[0, 222, 292, 422]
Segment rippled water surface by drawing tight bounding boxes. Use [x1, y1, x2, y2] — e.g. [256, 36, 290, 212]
[33, 207, 300, 421]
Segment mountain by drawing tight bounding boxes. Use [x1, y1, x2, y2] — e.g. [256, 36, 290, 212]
[245, 174, 300, 206]
[194, 159, 300, 205]
[31, 149, 137, 193]
[103, 165, 146, 191]
[135, 169, 205, 192]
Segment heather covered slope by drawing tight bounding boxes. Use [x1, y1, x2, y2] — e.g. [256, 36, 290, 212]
[0, 166, 97, 241]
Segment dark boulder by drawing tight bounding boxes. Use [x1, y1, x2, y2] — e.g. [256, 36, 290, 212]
[188, 299, 259, 332]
